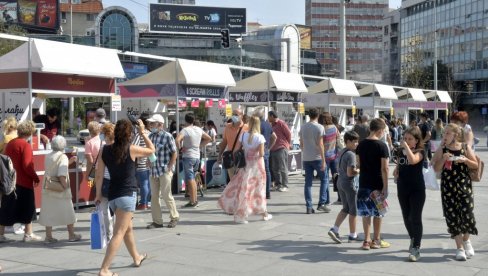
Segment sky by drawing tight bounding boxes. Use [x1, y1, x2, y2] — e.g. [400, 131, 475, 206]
[102, 0, 403, 26]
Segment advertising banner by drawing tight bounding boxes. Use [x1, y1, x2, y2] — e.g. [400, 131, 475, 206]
[296, 25, 312, 50]
[121, 62, 148, 80]
[0, 0, 59, 31]
[149, 3, 246, 35]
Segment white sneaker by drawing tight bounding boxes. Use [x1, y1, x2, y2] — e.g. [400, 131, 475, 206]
[263, 214, 273, 221]
[23, 233, 42, 242]
[13, 224, 25, 235]
[463, 240, 475, 258]
[455, 248, 467, 261]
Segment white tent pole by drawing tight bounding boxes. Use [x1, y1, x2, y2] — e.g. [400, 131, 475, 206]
[267, 70, 271, 111]
[28, 38, 33, 121]
[175, 60, 180, 193]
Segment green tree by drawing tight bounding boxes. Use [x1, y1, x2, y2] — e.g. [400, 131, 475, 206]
[0, 24, 26, 56]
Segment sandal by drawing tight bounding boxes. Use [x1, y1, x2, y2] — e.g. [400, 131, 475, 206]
[68, 233, 82, 242]
[134, 253, 148, 267]
[167, 219, 178, 228]
[44, 237, 58, 244]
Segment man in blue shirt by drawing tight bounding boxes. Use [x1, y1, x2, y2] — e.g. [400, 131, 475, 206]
[253, 107, 276, 199]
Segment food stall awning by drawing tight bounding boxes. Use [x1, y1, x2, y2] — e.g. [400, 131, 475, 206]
[425, 90, 452, 103]
[0, 38, 125, 79]
[229, 70, 307, 93]
[120, 59, 235, 88]
[118, 59, 235, 98]
[357, 83, 397, 100]
[308, 78, 359, 97]
[396, 88, 427, 101]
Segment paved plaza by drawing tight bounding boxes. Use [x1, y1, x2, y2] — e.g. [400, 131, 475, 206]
[1, 137, 488, 275]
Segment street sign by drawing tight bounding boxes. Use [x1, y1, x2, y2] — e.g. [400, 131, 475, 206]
[111, 94, 121, 111]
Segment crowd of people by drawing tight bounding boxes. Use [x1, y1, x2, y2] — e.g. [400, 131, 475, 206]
[0, 106, 481, 275]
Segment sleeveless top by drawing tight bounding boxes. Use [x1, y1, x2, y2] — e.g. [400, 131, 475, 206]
[102, 144, 137, 201]
[397, 149, 425, 190]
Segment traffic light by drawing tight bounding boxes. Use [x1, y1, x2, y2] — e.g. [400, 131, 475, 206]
[220, 28, 230, 49]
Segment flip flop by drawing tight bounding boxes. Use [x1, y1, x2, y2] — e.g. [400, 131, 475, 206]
[134, 253, 148, 267]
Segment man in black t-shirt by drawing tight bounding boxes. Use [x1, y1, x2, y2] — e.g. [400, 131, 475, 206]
[418, 112, 432, 160]
[356, 118, 390, 250]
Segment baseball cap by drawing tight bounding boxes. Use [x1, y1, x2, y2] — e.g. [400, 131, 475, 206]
[96, 108, 106, 118]
[147, 114, 165, 124]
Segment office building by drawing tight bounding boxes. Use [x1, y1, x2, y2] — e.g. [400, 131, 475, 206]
[306, 0, 388, 81]
[382, 9, 401, 85]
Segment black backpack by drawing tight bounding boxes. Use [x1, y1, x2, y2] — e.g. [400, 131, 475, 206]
[0, 154, 17, 205]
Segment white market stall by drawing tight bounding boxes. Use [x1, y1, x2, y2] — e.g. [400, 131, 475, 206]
[118, 59, 236, 190]
[228, 70, 307, 175]
[355, 83, 398, 119]
[303, 77, 360, 127]
[424, 90, 452, 122]
[393, 87, 428, 125]
[0, 37, 125, 208]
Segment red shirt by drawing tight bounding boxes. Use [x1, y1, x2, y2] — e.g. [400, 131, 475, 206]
[4, 137, 40, 189]
[271, 119, 291, 152]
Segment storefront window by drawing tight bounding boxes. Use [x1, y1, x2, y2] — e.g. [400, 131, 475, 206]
[100, 11, 134, 52]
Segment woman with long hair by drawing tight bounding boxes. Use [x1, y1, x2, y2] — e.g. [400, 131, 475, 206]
[393, 127, 425, 262]
[432, 123, 478, 261]
[95, 119, 155, 276]
[0, 116, 18, 153]
[319, 112, 338, 207]
[450, 111, 474, 149]
[218, 115, 272, 224]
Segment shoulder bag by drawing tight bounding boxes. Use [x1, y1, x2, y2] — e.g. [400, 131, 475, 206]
[463, 143, 484, 182]
[332, 149, 349, 191]
[222, 127, 243, 169]
[233, 133, 247, 169]
[44, 153, 66, 193]
[88, 139, 103, 181]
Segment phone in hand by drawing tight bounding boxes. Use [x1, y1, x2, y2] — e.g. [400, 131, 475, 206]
[128, 114, 138, 125]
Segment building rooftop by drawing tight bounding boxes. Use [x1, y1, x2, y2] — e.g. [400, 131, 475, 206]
[60, 0, 103, 13]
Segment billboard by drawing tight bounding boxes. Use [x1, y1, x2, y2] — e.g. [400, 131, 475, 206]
[149, 3, 246, 36]
[297, 25, 312, 50]
[0, 0, 59, 32]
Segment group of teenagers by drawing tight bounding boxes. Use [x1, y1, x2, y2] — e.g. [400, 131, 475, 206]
[313, 108, 479, 262]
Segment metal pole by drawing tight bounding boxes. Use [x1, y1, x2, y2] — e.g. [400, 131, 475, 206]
[339, 0, 346, 79]
[433, 0, 438, 120]
[69, 1, 74, 132]
[70, 2, 73, 44]
[28, 38, 33, 121]
[175, 60, 180, 193]
[239, 34, 243, 80]
[286, 38, 291, 73]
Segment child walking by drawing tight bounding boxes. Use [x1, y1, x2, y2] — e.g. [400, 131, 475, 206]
[393, 127, 425, 262]
[328, 131, 360, 243]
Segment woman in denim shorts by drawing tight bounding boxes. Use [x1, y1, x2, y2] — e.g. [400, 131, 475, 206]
[95, 119, 155, 276]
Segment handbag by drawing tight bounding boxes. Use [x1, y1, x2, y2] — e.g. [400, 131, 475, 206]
[423, 165, 440, 190]
[463, 143, 484, 182]
[222, 127, 243, 169]
[43, 154, 66, 193]
[90, 206, 108, 250]
[333, 149, 350, 191]
[88, 139, 103, 181]
[233, 134, 247, 169]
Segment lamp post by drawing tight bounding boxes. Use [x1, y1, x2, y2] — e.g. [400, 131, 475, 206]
[431, 0, 439, 120]
[339, 0, 350, 80]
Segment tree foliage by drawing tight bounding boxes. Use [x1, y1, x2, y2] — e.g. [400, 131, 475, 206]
[0, 24, 27, 56]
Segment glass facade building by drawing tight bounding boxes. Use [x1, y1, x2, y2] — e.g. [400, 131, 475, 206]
[400, 0, 488, 101]
[306, 0, 387, 81]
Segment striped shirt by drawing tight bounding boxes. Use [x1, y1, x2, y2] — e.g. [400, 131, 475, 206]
[149, 130, 177, 177]
[132, 129, 150, 171]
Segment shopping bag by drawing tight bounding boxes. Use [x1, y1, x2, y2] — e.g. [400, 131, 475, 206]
[423, 165, 439, 191]
[90, 206, 107, 250]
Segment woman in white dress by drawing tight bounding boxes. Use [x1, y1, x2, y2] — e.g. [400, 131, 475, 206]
[39, 135, 81, 243]
[218, 116, 272, 224]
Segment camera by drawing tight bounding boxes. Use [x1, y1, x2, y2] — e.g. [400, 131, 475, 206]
[128, 114, 139, 125]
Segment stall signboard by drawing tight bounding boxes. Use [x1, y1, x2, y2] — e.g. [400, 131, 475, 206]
[0, 91, 29, 123]
[208, 104, 227, 135]
[0, 0, 59, 33]
[149, 3, 246, 36]
[111, 94, 121, 112]
[302, 93, 328, 108]
[121, 62, 148, 81]
[228, 91, 268, 103]
[393, 101, 448, 109]
[269, 91, 301, 102]
[118, 99, 164, 120]
[328, 94, 352, 106]
[120, 84, 226, 99]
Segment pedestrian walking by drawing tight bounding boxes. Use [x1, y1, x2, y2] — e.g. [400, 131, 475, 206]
[253, 107, 276, 199]
[356, 118, 390, 250]
[94, 119, 154, 276]
[98, 123, 115, 241]
[176, 113, 211, 208]
[218, 109, 248, 179]
[133, 113, 151, 211]
[353, 114, 370, 142]
[146, 114, 180, 229]
[432, 123, 478, 261]
[84, 121, 102, 183]
[0, 120, 41, 242]
[268, 110, 291, 192]
[320, 112, 338, 204]
[328, 131, 360, 244]
[218, 116, 272, 224]
[393, 127, 425, 262]
[419, 112, 432, 160]
[450, 111, 475, 150]
[39, 135, 81, 243]
[300, 108, 330, 214]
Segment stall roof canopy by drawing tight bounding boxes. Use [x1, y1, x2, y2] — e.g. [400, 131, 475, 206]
[357, 82, 397, 99]
[425, 90, 453, 103]
[119, 59, 235, 87]
[0, 38, 125, 78]
[308, 78, 360, 97]
[396, 88, 427, 101]
[229, 70, 307, 93]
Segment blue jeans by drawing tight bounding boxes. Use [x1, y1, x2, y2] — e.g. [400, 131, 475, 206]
[136, 170, 151, 205]
[264, 150, 271, 198]
[327, 158, 338, 201]
[182, 157, 200, 181]
[304, 160, 329, 208]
